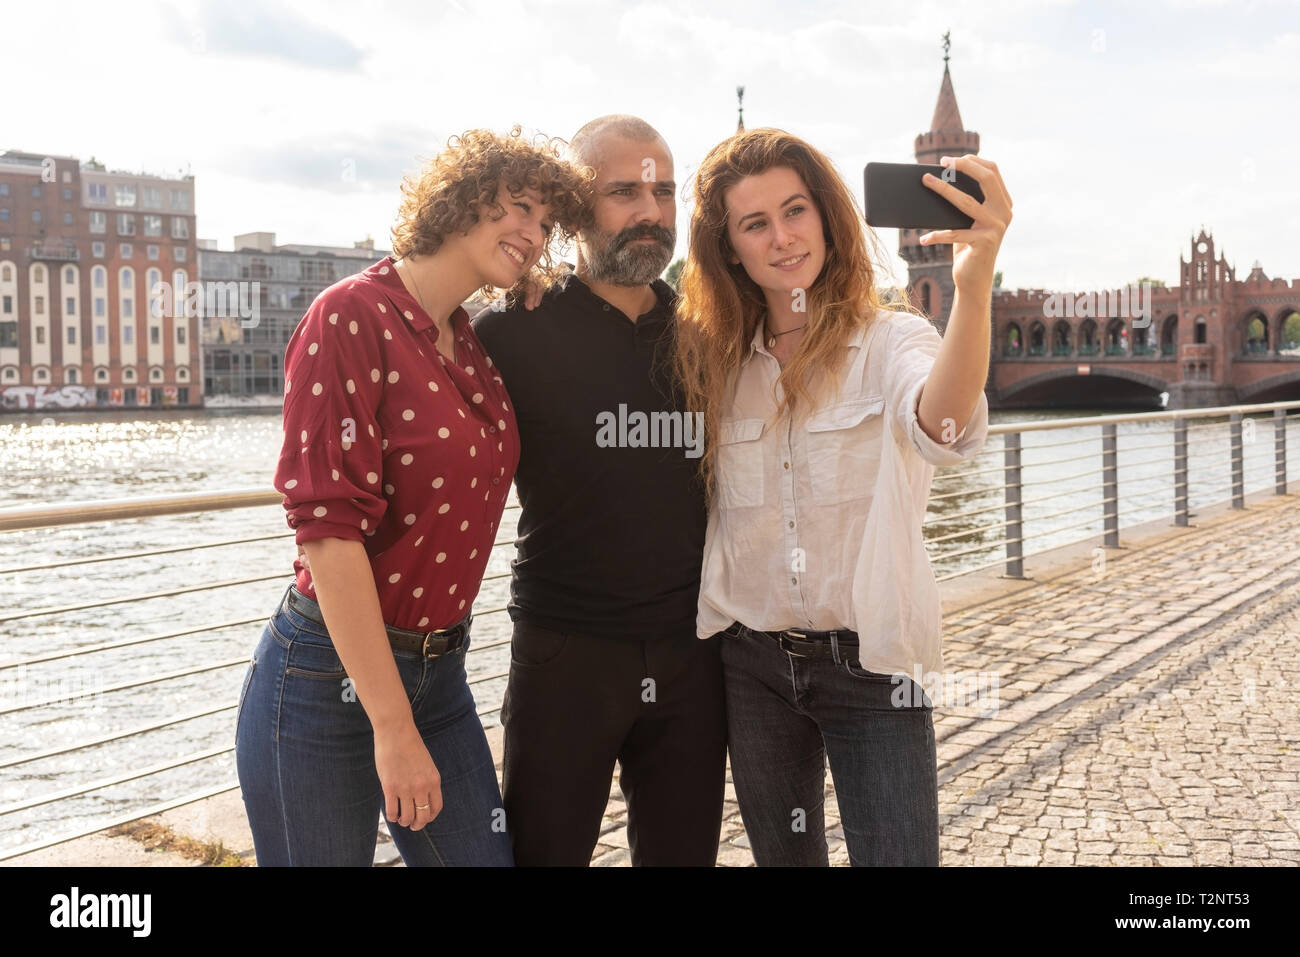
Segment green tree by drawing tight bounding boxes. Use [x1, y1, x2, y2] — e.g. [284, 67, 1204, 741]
[993, 270, 1002, 289]
[1132, 276, 1167, 289]
[664, 258, 685, 291]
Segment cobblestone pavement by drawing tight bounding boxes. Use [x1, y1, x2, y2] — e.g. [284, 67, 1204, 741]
[584, 495, 1300, 867]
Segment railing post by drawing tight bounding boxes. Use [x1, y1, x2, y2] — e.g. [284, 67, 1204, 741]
[1003, 431, 1025, 578]
[1230, 412, 1244, 508]
[1174, 416, 1189, 526]
[1276, 407, 1288, 495]
[1102, 422, 1119, 547]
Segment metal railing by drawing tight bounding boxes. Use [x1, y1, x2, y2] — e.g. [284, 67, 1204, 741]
[1, 399, 1298, 860]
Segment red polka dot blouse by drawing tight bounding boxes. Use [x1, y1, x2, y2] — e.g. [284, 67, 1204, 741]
[273, 256, 519, 632]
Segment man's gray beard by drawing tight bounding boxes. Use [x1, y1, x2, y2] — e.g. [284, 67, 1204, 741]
[581, 230, 674, 286]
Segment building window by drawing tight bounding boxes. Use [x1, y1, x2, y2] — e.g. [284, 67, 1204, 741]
[144, 215, 162, 237]
[0, 238, 9, 251]
[0, 323, 16, 348]
[147, 245, 159, 261]
[34, 265, 45, 282]
[36, 326, 46, 344]
[2, 295, 10, 314]
[66, 367, 79, 383]
[96, 324, 106, 344]
[63, 267, 74, 284]
[0, 209, 10, 222]
[63, 187, 73, 201]
[67, 326, 76, 345]
[35, 296, 45, 315]
[150, 325, 160, 345]
[35, 367, 48, 381]
[123, 367, 135, 381]
[89, 211, 107, 234]
[31, 210, 42, 224]
[93, 267, 105, 288]
[150, 367, 163, 382]
[123, 298, 134, 317]
[171, 218, 189, 239]
[0, 184, 7, 197]
[142, 187, 162, 208]
[173, 246, 187, 262]
[65, 297, 75, 315]
[92, 241, 105, 257]
[95, 298, 105, 317]
[177, 325, 187, 345]
[117, 213, 136, 236]
[123, 326, 134, 345]
[115, 184, 137, 207]
[170, 189, 190, 211]
[119, 243, 133, 258]
[88, 183, 107, 204]
[63, 212, 73, 226]
[32, 185, 41, 199]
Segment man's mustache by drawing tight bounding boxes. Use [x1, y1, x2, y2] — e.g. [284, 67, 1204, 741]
[614, 226, 674, 251]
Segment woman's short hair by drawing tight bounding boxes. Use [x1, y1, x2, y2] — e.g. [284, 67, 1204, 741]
[391, 125, 593, 285]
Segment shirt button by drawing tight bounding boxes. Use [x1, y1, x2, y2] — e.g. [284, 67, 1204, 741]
[489, 426, 497, 434]
[783, 461, 790, 469]
[791, 577, 797, 585]
[788, 520, 795, 529]
[492, 477, 500, 486]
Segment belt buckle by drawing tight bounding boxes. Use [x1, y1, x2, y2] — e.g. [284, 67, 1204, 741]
[420, 626, 456, 658]
[779, 630, 811, 657]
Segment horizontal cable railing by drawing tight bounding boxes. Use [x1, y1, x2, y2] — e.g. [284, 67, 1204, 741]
[2, 398, 1298, 860]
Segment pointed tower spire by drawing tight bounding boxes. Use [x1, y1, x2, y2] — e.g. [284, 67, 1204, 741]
[736, 85, 745, 133]
[930, 31, 965, 132]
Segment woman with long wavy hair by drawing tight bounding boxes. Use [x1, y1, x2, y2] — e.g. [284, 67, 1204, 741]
[675, 129, 1012, 865]
[234, 127, 590, 866]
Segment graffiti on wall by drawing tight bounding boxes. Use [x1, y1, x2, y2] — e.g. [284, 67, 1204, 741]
[1, 386, 96, 410]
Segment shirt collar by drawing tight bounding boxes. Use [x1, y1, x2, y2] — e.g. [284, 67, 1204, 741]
[741, 315, 871, 366]
[372, 255, 466, 335]
[559, 266, 676, 323]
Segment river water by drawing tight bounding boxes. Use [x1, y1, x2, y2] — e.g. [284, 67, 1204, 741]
[1, 405, 1295, 854]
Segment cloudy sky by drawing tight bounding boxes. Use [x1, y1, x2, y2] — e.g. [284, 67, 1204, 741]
[7, 0, 1299, 293]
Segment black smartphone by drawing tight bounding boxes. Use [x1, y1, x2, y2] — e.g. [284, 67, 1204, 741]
[864, 161, 984, 230]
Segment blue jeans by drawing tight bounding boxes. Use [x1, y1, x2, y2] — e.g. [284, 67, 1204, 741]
[234, 585, 513, 866]
[720, 624, 939, 866]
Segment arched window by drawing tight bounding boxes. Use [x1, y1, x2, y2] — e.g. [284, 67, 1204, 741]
[66, 367, 79, 383]
[123, 367, 136, 382]
[920, 282, 931, 315]
[1195, 316, 1207, 344]
[34, 265, 45, 283]
[93, 266, 106, 288]
[1, 265, 11, 282]
[64, 267, 75, 284]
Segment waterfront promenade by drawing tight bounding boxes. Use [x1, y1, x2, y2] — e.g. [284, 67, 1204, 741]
[9, 483, 1298, 867]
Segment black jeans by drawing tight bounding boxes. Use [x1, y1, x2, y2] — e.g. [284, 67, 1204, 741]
[721, 624, 940, 866]
[500, 619, 727, 865]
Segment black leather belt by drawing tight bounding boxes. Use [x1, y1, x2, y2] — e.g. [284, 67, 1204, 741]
[284, 586, 470, 658]
[732, 622, 860, 661]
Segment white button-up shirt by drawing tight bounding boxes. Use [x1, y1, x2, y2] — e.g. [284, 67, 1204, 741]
[696, 309, 990, 678]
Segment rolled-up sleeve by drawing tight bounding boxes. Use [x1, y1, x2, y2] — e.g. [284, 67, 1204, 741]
[885, 313, 990, 467]
[273, 290, 389, 544]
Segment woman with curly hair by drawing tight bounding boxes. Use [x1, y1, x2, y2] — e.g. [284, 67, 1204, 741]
[674, 129, 1012, 866]
[235, 127, 591, 866]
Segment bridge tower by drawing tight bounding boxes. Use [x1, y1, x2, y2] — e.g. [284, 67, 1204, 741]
[1168, 228, 1237, 408]
[900, 33, 980, 334]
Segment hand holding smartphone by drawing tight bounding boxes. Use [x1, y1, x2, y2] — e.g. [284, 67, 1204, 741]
[864, 161, 985, 230]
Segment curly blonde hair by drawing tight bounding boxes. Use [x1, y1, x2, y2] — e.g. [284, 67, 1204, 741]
[391, 125, 594, 299]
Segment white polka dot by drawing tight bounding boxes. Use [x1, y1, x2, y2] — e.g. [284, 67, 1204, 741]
[367, 423, 375, 437]
[342, 439, 352, 451]
[459, 520, 468, 532]
[361, 518, 368, 530]
[313, 506, 327, 517]
[308, 342, 319, 355]
[366, 471, 378, 484]
[438, 503, 450, 514]
[449, 584, 458, 595]
[382, 439, 388, 450]
[332, 469, 340, 480]
[349, 320, 358, 335]
[371, 368, 381, 383]
[428, 380, 438, 392]
[435, 552, 446, 563]
[377, 302, 387, 313]
[328, 313, 338, 324]
[388, 370, 399, 384]
[413, 587, 424, 598]
[470, 477, 477, 489]
[385, 483, 395, 494]
[379, 265, 390, 275]
[497, 419, 506, 430]
[389, 572, 401, 583]
[413, 536, 423, 547]
[480, 427, 486, 438]
[300, 429, 307, 443]
[404, 513, 416, 525]
[466, 366, 475, 375]
[402, 409, 415, 421]
[503, 400, 509, 410]
[459, 599, 466, 610]
[284, 478, 298, 489]
[438, 427, 450, 439]
[285, 379, 292, 393]
[471, 393, 484, 404]
[497, 442, 503, 452]
[346, 378, 355, 393]
[469, 445, 476, 457]
[312, 382, 323, 396]
[432, 477, 444, 488]
[418, 617, 429, 628]
[484, 491, 490, 500]
[401, 453, 413, 465]
[384, 329, 392, 340]
[469, 548, 478, 559]
[457, 409, 466, 418]
[405, 310, 414, 321]
[486, 356, 493, 367]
